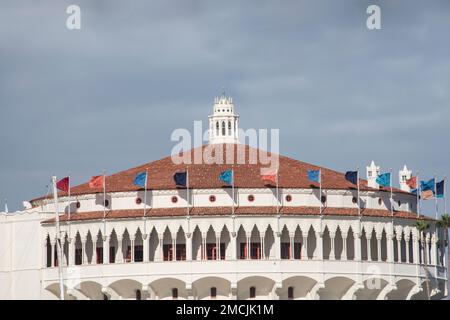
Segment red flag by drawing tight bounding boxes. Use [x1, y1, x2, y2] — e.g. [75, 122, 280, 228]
[56, 177, 70, 192]
[261, 169, 277, 185]
[89, 175, 104, 188]
[406, 176, 417, 189]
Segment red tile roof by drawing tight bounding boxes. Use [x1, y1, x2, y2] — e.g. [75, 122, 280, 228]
[42, 206, 431, 224]
[31, 144, 411, 204]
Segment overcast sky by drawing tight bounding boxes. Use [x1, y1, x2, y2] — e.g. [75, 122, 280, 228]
[1, 0, 449, 214]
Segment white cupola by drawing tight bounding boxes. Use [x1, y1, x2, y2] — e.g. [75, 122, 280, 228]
[208, 92, 239, 144]
[399, 165, 412, 192]
[366, 160, 380, 189]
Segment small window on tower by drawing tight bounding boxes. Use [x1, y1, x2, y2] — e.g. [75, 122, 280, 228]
[221, 121, 226, 136]
[216, 122, 219, 136]
[228, 121, 232, 136]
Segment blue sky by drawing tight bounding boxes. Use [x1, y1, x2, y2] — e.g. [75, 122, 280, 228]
[0, 0, 449, 214]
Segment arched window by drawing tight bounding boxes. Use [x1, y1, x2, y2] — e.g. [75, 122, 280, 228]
[103, 293, 109, 300]
[222, 121, 226, 136]
[288, 286, 294, 300]
[172, 288, 178, 300]
[228, 121, 232, 136]
[136, 289, 141, 300]
[249, 287, 256, 299]
[210, 287, 217, 299]
[216, 122, 219, 136]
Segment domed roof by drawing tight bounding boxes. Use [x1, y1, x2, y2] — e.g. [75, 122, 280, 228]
[32, 144, 409, 203]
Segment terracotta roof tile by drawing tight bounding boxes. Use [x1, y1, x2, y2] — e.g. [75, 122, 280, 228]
[31, 144, 410, 203]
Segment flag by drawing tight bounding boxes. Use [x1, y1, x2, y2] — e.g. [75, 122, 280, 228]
[406, 176, 417, 190]
[421, 190, 434, 200]
[219, 170, 233, 185]
[133, 171, 147, 188]
[89, 175, 104, 188]
[345, 171, 358, 185]
[174, 172, 187, 187]
[307, 170, 321, 183]
[420, 179, 435, 191]
[56, 177, 70, 192]
[261, 169, 277, 185]
[436, 180, 444, 199]
[376, 173, 391, 187]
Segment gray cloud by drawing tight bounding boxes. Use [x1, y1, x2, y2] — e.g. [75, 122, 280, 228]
[0, 0, 449, 216]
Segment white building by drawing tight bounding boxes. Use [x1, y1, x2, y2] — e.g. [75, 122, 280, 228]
[0, 94, 447, 300]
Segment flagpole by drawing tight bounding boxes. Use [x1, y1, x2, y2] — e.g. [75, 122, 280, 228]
[103, 171, 106, 237]
[232, 166, 235, 216]
[357, 167, 360, 217]
[52, 176, 65, 300]
[319, 169, 322, 216]
[143, 168, 148, 236]
[276, 169, 279, 215]
[434, 174, 438, 220]
[417, 171, 420, 218]
[444, 175, 447, 215]
[186, 168, 190, 216]
[390, 168, 393, 217]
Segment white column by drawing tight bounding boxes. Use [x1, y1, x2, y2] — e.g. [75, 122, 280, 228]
[172, 237, 176, 262]
[50, 239, 55, 267]
[315, 232, 323, 260]
[260, 236, 265, 259]
[202, 233, 207, 260]
[413, 235, 419, 264]
[117, 236, 123, 263]
[81, 237, 87, 265]
[216, 236, 220, 260]
[377, 236, 382, 262]
[397, 236, 402, 263]
[405, 235, 410, 263]
[302, 235, 308, 260]
[387, 234, 394, 263]
[186, 234, 192, 261]
[69, 238, 75, 266]
[131, 237, 135, 262]
[158, 234, 163, 262]
[431, 235, 437, 266]
[354, 232, 362, 261]
[143, 235, 149, 262]
[289, 233, 295, 260]
[342, 234, 348, 261]
[231, 233, 237, 260]
[366, 235, 371, 261]
[103, 236, 109, 264]
[246, 232, 251, 260]
[329, 232, 336, 260]
[274, 232, 281, 260]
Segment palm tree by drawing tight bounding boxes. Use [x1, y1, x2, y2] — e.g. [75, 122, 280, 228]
[415, 219, 431, 300]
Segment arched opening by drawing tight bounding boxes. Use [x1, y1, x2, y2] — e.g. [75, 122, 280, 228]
[109, 230, 118, 263]
[307, 226, 316, 259]
[220, 225, 230, 260]
[381, 229, 388, 262]
[148, 228, 158, 262]
[228, 121, 232, 136]
[335, 227, 343, 260]
[75, 232, 82, 265]
[63, 234, 69, 265]
[95, 231, 103, 264]
[122, 229, 131, 263]
[280, 226, 290, 259]
[85, 231, 94, 264]
[136, 289, 142, 300]
[288, 286, 294, 300]
[264, 225, 275, 259]
[172, 288, 178, 300]
[361, 229, 368, 261]
[134, 229, 144, 262]
[250, 225, 261, 259]
[370, 229, 377, 261]
[210, 287, 217, 299]
[216, 121, 219, 136]
[163, 227, 173, 261]
[175, 227, 186, 261]
[346, 227, 355, 260]
[237, 226, 247, 259]
[322, 227, 331, 260]
[206, 226, 217, 260]
[192, 226, 202, 261]
[46, 235, 52, 267]
[294, 226, 302, 259]
[222, 121, 226, 136]
[249, 287, 256, 299]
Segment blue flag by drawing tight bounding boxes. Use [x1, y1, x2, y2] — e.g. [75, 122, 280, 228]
[376, 173, 391, 187]
[420, 178, 435, 192]
[133, 171, 147, 188]
[219, 170, 233, 185]
[174, 172, 187, 187]
[436, 180, 444, 198]
[307, 170, 320, 183]
[345, 171, 358, 185]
